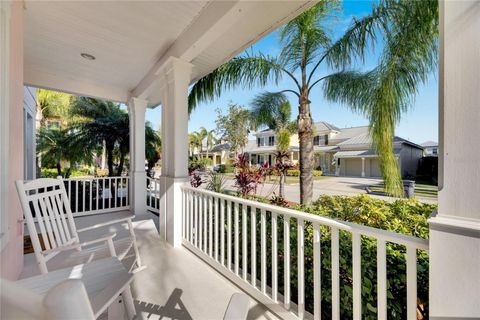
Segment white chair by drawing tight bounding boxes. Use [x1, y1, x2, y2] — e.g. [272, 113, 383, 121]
[16, 178, 143, 274]
[223, 293, 251, 320]
[1, 257, 136, 319]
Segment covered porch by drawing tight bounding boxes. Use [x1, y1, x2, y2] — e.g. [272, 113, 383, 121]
[1, 1, 479, 320]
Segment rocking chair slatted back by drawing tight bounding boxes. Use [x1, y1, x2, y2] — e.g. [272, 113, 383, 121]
[16, 179, 79, 266]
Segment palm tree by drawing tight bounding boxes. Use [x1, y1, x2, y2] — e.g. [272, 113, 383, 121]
[188, 0, 438, 201]
[188, 131, 203, 159]
[322, 0, 438, 196]
[36, 89, 73, 128]
[188, 2, 378, 204]
[70, 98, 128, 176]
[146, 125, 162, 178]
[37, 127, 91, 177]
[71, 97, 161, 176]
[250, 92, 296, 198]
[203, 128, 216, 160]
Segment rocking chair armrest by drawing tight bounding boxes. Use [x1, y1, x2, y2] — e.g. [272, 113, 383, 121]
[43, 232, 117, 255]
[76, 213, 135, 233]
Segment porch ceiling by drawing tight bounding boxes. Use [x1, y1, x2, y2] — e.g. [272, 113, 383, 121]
[23, 0, 315, 106]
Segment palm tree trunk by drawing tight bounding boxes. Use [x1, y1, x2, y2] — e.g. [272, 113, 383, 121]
[106, 143, 115, 177]
[56, 163, 62, 177]
[117, 152, 125, 176]
[298, 94, 314, 205]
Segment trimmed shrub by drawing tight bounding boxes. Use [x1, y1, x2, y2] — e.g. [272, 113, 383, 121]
[286, 169, 322, 177]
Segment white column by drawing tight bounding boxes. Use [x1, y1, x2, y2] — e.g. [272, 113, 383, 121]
[158, 57, 193, 247]
[361, 157, 365, 177]
[429, 2, 480, 318]
[128, 97, 148, 216]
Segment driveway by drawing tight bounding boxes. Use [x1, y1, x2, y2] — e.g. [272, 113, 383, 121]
[220, 176, 437, 204]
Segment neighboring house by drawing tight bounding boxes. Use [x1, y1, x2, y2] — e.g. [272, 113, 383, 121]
[23, 86, 37, 180]
[421, 140, 439, 156]
[244, 121, 424, 178]
[244, 128, 300, 166]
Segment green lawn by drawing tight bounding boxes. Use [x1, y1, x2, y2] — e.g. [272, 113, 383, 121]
[369, 182, 438, 199]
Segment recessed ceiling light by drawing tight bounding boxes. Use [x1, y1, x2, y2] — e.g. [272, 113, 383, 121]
[80, 53, 96, 60]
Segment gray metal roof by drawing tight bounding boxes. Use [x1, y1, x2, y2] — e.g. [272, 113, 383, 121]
[334, 148, 401, 158]
[329, 126, 370, 142]
[210, 143, 231, 152]
[420, 141, 438, 147]
[314, 121, 340, 132]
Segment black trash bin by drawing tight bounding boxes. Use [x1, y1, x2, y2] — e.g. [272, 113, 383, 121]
[403, 180, 415, 198]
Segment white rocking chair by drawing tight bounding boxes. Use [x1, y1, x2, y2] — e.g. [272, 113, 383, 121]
[16, 178, 143, 274]
[1, 257, 136, 319]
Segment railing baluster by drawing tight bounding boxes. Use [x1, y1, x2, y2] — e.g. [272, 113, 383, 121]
[313, 222, 321, 320]
[242, 204, 248, 281]
[203, 194, 208, 252]
[75, 180, 79, 213]
[82, 179, 86, 212]
[377, 239, 387, 320]
[115, 178, 119, 208]
[214, 196, 219, 262]
[284, 217, 291, 310]
[406, 245, 417, 320]
[126, 177, 129, 207]
[196, 192, 200, 248]
[331, 227, 340, 320]
[95, 179, 99, 211]
[250, 207, 257, 288]
[234, 202, 239, 276]
[189, 190, 194, 242]
[353, 232, 362, 320]
[199, 194, 203, 250]
[297, 218, 305, 319]
[220, 199, 225, 266]
[271, 212, 278, 302]
[102, 178, 106, 210]
[147, 178, 151, 208]
[182, 188, 186, 239]
[209, 196, 213, 257]
[110, 178, 113, 209]
[88, 179, 93, 211]
[261, 209, 267, 294]
[227, 200, 232, 270]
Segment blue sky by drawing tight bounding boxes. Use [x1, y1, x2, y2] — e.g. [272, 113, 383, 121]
[146, 0, 438, 144]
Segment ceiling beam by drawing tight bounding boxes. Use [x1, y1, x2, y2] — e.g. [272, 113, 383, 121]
[25, 68, 130, 103]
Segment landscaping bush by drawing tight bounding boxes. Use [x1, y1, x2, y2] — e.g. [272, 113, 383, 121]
[289, 195, 435, 319]
[215, 164, 234, 174]
[286, 169, 322, 177]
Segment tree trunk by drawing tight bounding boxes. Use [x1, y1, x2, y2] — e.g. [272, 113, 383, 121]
[106, 143, 115, 177]
[117, 152, 125, 176]
[297, 93, 314, 205]
[56, 163, 62, 177]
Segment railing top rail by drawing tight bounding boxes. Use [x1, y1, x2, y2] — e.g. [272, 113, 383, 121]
[181, 185, 429, 251]
[62, 176, 130, 181]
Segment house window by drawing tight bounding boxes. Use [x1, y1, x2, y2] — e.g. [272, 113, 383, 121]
[268, 136, 275, 146]
[432, 148, 438, 155]
[324, 134, 329, 145]
[257, 137, 261, 147]
[313, 136, 320, 146]
[314, 135, 329, 146]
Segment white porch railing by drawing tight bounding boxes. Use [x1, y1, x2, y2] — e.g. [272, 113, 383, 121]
[146, 177, 161, 213]
[62, 176, 130, 217]
[181, 185, 429, 320]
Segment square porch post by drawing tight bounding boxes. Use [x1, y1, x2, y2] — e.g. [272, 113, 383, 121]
[158, 57, 193, 247]
[128, 98, 148, 216]
[429, 2, 480, 317]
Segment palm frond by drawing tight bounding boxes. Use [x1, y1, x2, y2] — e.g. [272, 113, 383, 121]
[249, 92, 291, 131]
[188, 54, 292, 113]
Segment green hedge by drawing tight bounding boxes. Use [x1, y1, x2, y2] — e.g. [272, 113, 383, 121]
[286, 169, 322, 177]
[292, 195, 434, 319]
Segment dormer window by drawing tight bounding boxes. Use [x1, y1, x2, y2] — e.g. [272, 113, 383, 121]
[257, 135, 275, 147]
[313, 134, 329, 146]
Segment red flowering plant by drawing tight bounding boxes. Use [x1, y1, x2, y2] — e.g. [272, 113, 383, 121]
[233, 154, 269, 198]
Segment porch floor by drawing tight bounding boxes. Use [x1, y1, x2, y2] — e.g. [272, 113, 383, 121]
[20, 211, 278, 320]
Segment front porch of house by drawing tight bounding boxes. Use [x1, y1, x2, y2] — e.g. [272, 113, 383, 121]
[21, 210, 277, 320]
[1, 0, 479, 319]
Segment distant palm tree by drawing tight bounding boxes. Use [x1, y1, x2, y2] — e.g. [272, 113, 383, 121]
[37, 127, 91, 178]
[36, 89, 73, 127]
[203, 128, 217, 160]
[71, 97, 160, 176]
[250, 92, 296, 198]
[146, 124, 162, 178]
